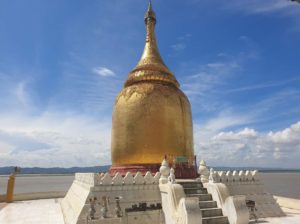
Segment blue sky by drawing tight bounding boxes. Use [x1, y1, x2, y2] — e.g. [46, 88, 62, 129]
[0, 0, 300, 168]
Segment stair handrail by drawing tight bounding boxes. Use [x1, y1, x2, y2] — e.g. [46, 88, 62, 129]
[159, 159, 202, 224]
[205, 171, 249, 224]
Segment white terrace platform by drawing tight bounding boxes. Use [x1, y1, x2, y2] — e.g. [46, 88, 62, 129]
[0, 198, 300, 224]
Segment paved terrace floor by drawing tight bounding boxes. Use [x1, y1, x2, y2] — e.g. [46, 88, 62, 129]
[0, 199, 64, 224]
[0, 199, 300, 224]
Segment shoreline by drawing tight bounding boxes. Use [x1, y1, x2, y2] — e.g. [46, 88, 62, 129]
[0, 170, 299, 177]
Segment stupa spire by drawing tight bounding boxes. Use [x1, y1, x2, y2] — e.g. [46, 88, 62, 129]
[124, 1, 179, 88]
[145, 0, 156, 23]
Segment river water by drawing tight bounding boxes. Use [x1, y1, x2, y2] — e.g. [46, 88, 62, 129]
[0, 173, 299, 199]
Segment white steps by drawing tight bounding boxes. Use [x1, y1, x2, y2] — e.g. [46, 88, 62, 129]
[178, 180, 229, 224]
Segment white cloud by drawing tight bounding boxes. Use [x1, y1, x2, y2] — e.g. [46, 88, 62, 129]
[171, 43, 186, 51]
[180, 39, 258, 104]
[0, 141, 14, 155]
[0, 112, 112, 167]
[223, 0, 297, 14]
[171, 34, 191, 53]
[205, 112, 251, 132]
[182, 60, 239, 97]
[227, 77, 300, 93]
[195, 121, 300, 168]
[273, 147, 281, 160]
[193, 109, 254, 150]
[206, 63, 226, 69]
[92, 67, 115, 77]
[0, 72, 37, 114]
[14, 81, 32, 108]
[0, 65, 119, 168]
[213, 128, 257, 141]
[268, 121, 300, 144]
[180, 52, 244, 112]
[221, 0, 300, 32]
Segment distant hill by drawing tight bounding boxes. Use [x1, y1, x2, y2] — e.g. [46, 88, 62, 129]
[0, 166, 110, 175]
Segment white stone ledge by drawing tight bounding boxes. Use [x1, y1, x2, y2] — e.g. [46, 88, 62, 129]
[75, 172, 161, 187]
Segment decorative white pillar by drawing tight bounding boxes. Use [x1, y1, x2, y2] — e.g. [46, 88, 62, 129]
[159, 159, 170, 184]
[198, 159, 209, 183]
[168, 168, 176, 184]
[209, 168, 216, 183]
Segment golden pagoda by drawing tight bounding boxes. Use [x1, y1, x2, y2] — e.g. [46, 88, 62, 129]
[110, 1, 196, 178]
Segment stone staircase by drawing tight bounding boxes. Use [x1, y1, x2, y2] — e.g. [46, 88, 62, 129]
[177, 180, 229, 224]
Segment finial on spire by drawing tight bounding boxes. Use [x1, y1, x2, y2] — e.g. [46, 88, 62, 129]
[145, 0, 156, 24]
[148, 0, 153, 11]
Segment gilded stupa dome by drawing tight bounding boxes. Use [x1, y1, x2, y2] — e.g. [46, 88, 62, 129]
[110, 1, 195, 177]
